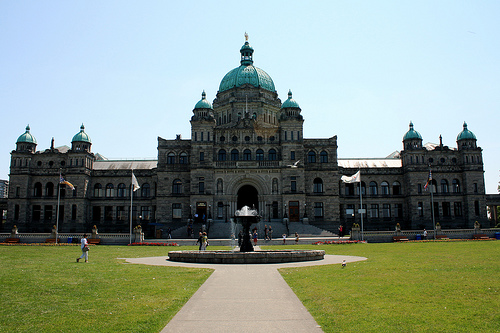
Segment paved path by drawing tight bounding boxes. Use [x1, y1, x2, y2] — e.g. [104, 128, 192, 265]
[122, 251, 367, 333]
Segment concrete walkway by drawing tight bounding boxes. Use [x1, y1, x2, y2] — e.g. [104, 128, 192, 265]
[122, 250, 367, 333]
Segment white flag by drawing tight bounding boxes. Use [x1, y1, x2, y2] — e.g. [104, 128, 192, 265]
[341, 171, 361, 183]
[132, 172, 140, 192]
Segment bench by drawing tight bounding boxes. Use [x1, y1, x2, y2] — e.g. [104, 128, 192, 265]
[45, 238, 60, 243]
[436, 235, 450, 240]
[5, 238, 20, 243]
[393, 236, 409, 242]
[473, 234, 489, 240]
[88, 238, 101, 245]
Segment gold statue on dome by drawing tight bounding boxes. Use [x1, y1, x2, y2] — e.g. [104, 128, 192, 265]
[245, 32, 248, 41]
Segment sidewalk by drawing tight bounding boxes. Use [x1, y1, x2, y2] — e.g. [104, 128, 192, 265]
[123, 251, 366, 333]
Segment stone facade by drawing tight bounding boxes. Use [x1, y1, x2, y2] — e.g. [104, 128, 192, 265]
[5, 38, 488, 236]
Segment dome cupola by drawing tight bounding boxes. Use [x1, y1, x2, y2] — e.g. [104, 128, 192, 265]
[192, 91, 215, 122]
[218, 33, 275, 93]
[16, 125, 37, 152]
[281, 90, 301, 109]
[71, 124, 92, 152]
[402, 121, 423, 150]
[194, 90, 213, 110]
[457, 121, 477, 150]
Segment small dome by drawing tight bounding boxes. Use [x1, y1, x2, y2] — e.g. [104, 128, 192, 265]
[457, 122, 476, 141]
[403, 122, 422, 141]
[72, 124, 91, 143]
[17, 125, 37, 144]
[281, 90, 301, 109]
[194, 91, 212, 109]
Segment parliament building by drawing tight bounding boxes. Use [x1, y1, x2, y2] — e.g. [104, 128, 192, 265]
[6, 37, 487, 236]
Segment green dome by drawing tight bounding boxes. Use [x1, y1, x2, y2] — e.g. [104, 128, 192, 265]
[403, 122, 422, 140]
[17, 125, 37, 144]
[194, 91, 212, 109]
[72, 124, 91, 143]
[281, 90, 300, 109]
[219, 35, 275, 93]
[457, 122, 476, 141]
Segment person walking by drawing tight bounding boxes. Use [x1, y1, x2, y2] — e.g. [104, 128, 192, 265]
[200, 232, 208, 251]
[423, 229, 427, 240]
[282, 233, 287, 245]
[295, 232, 299, 244]
[268, 225, 273, 240]
[253, 230, 258, 246]
[77, 234, 89, 263]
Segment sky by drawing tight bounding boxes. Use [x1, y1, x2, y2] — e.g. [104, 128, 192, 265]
[1, 1, 499, 193]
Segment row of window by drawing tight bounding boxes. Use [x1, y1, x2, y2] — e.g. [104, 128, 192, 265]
[91, 206, 151, 221]
[93, 183, 151, 198]
[32, 182, 76, 198]
[29, 204, 78, 221]
[344, 203, 404, 219]
[165, 150, 330, 163]
[344, 181, 402, 196]
[405, 155, 481, 165]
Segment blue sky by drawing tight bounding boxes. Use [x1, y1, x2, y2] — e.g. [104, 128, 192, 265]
[1, 1, 499, 193]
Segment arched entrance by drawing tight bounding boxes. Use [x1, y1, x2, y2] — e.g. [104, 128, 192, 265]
[237, 185, 259, 210]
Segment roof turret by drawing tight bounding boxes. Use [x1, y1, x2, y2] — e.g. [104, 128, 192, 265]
[403, 121, 422, 141]
[281, 90, 301, 109]
[72, 124, 91, 143]
[194, 91, 213, 110]
[456, 122, 476, 141]
[16, 125, 37, 144]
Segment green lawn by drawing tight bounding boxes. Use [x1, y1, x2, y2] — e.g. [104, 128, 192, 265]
[0, 241, 498, 332]
[276, 241, 500, 333]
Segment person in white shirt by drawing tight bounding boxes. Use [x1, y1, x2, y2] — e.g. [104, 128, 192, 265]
[77, 234, 89, 263]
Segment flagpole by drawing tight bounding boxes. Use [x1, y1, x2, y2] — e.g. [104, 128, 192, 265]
[130, 170, 133, 245]
[359, 173, 364, 241]
[56, 169, 61, 244]
[430, 181, 436, 240]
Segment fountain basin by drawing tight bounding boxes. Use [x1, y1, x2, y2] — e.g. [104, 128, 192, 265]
[168, 250, 325, 264]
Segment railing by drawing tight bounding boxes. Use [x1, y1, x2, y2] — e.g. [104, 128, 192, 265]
[0, 233, 131, 244]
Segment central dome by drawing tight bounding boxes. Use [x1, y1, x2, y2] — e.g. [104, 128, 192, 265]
[218, 35, 275, 93]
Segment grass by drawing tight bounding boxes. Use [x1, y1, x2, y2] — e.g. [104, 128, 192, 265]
[0, 245, 212, 333]
[0, 242, 498, 332]
[275, 241, 500, 333]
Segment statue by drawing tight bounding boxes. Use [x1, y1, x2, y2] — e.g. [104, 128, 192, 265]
[10, 225, 19, 238]
[133, 225, 144, 243]
[50, 225, 57, 238]
[91, 225, 99, 239]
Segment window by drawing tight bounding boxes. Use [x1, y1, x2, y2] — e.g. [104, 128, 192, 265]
[172, 179, 182, 194]
[34, 182, 42, 197]
[141, 206, 151, 220]
[256, 149, 264, 161]
[382, 204, 391, 218]
[172, 204, 182, 219]
[45, 183, 54, 197]
[392, 181, 401, 195]
[474, 201, 480, 216]
[72, 204, 77, 220]
[14, 205, 20, 220]
[473, 183, 478, 193]
[441, 179, 449, 193]
[314, 202, 324, 218]
[167, 152, 175, 164]
[217, 179, 223, 194]
[268, 149, 277, 161]
[418, 184, 422, 194]
[291, 180, 297, 193]
[452, 179, 460, 193]
[141, 183, 150, 198]
[243, 149, 251, 160]
[92, 206, 101, 222]
[320, 151, 328, 163]
[345, 183, 354, 196]
[231, 149, 239, 161]
[369, 182, 378, 195]
[218, 149, 226, 161]
[370, 204, 379, 218]
[200, 152, 204, 161]
[346, 204, 355, 217]
[105, 206, 113, 221]
[199, 182, 205, 194]
[217, 202, 223, 218]
[418, 202, 423, 217]
[33, 205, 41, 221]
[232, 136, 238, 142]
[291, 151, 296, 160]
[44, 205, 53, 221]
[179, 152, 188, 164]
[454, 202, 462, 216]
[117, 183, 127, 197]
[117, 206, 127, 221]
[307, 151, 316, 163]
[94, 184, 103, 197]
[442, 202, 451, 217]
[105, 184, 114, 197]
[313, 178, 323, 193]
[394, 204, 403, 218]
[220, 136, 225, 142]
[381, 182, 389, 195]
[355, 182, 366, 196]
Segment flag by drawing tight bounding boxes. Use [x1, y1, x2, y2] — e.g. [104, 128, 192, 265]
[424, 170, 432, 191]
[132, 172, 140, 192]
[60, 176, 75, 190]
[341, 171, 361, 183]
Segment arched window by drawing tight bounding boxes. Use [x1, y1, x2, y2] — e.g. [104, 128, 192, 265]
[313, 178, 324, 193]
[320, 151, 328, 163]
[243, 149, 252, 160]
[45, 182, 54, 197]
[392, 181, 401, 195]
[452, 179, 460, 193]
[167, 152, 175, 164]
[105, 184, 114, 197]
[179, 152, 188, 164]
[430, 179, 437, 193]
[217, 179, 223, 194]
[117, 183, 127, 197]
[355, 182, 367, 195]
[381, 181, 389, 195]
[307, 151, 316, 163]
[34, 182, 42, 197]
[141, 183, 150, 198]
[218, 149, 226, 161]
[256, 149, 264, 161]
[231, 149, 239, 161]
[369, 181, 378, 195]
[441, 179, 449, 193]
[94, 183, 103, 198]
[268, 149, 277, 161]
[172, 179, 182, 194]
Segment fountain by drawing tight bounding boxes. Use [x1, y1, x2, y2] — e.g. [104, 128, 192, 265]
[167, 206, 325, 264]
